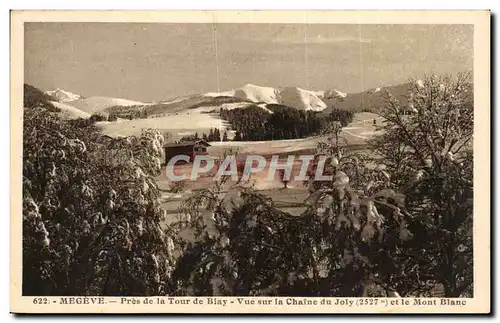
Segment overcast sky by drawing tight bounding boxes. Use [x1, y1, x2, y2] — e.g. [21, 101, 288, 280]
[25, 23, 473, 102]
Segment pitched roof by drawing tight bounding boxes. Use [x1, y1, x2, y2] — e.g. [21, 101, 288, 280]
[164, 139, 211, 148]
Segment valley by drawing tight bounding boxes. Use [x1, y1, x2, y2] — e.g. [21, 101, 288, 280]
[42, 84, 387, 227]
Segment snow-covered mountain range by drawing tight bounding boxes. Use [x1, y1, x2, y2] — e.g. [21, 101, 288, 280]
[39, 82, 402, 139]
[45, 83, 349, 118]
[203, 84, 347, 111]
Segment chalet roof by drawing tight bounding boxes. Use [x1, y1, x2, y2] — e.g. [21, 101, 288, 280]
[164, 139, 211, 148]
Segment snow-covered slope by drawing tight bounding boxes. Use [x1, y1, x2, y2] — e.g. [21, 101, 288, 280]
[280, 87, 327, 111]
[302, 89, 327, 98]
[233, 84, 280, 104]
[65, 96, 146, 114]
[50, 101, 91, 119]
[98, 107, 228, 138]
[45, 88, 81, 102]
[204, 90, 236, 97]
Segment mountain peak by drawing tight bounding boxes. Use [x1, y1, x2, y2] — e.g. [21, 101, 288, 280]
[45, 88, 81, 103]
[323, 89, 347, 100]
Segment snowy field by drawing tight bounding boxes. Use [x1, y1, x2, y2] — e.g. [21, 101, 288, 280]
[97, 107, 230, 139]
[208, 112, 384, 155]
[97, 108, 383, 150]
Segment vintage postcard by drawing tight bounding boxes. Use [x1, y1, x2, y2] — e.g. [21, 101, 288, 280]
[10, 10, 490, 314]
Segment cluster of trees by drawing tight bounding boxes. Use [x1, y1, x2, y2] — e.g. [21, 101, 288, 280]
[328, 108, 354, 127]
[220, 104, 324, 141]
[23, 72, 473, 298]
[89, 114, 107, 122]
[220, 104, 354, 141]
[369, 73, 474, 297]
[107, 105, 149, 121]
[107, 113, 118, 122]
[180, 128, 229, 143]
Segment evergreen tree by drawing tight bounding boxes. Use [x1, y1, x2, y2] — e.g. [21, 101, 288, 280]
[22, 85, 174, 296]
[213, 128, 221, 141]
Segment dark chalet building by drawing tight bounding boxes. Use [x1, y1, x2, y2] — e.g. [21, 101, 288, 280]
[164, 140, 210, 164]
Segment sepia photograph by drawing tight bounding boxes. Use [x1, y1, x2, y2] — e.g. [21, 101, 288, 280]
[10, 10, 490, 314]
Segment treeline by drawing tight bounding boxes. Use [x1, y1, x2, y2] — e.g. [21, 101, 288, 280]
[219, 104, 354, 141]
[107, 106, 148, 121]
[180, 128, 229, 142]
